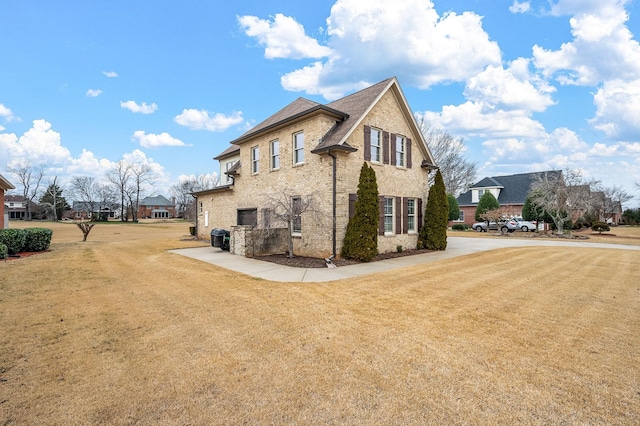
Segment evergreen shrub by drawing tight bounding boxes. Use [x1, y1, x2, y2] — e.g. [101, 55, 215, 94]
[0, 229, 26, 255]
[342, 162, 379, 262]
[591, 222, 610, 234]
[451, 223, 468, 231]
[23, 228, 53, 252]
[419, 170, 448, 250]
[0, 243, 7, 259]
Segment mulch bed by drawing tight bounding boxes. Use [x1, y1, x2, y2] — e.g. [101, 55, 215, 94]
[256, 248, 433, 269]
[2, 251, 48, 261]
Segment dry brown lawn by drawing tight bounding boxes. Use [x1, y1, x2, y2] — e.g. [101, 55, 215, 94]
[1, 221, 639, 424]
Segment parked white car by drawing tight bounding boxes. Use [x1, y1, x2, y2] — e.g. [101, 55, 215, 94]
[513, 217, 537, 232]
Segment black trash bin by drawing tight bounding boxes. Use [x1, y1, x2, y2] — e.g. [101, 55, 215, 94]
[211, 228, 230, 251]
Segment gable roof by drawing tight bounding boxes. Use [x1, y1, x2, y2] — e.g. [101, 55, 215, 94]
[216, 77, 435, 165]
[214, 145, 240, 161]
[457, 171, 562, 206]
[140, 195, 173, 206]
[0, 174, 15, 191]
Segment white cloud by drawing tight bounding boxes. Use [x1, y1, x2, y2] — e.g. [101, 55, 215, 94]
[238, 13, 333, 59]
[132, 130, 187, 148]
[246, 0, 500, 99]
[464, 59, 556, 112]
[103, 71, 118, 78]
[589, 79, 640, 139]
[0, 104, 16, 122]
[509, 1, 530, 14]
[0, 119, 71, 168]
[120, 100, 158, 114]
[174, 109, 243, 131]
[86, 89, 103, 97]
[533, 2, 640, 85]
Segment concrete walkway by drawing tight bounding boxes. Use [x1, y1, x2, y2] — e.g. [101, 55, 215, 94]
[169, 236, 640, 283]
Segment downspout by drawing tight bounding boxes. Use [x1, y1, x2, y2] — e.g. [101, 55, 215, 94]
[327, 150, 337, 257]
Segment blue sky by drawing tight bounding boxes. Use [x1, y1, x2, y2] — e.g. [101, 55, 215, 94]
[1, 0, 639, 204]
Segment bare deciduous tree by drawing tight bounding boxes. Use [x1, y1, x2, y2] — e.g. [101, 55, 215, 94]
[262, 190, 324, 258]
[530, 169, 599, 235]
[7, 162, 44, 220]
[592, 185, 633, 223]
[127, 164, 155, 222]
[106, 160, 132, 221]
[416, 118, 477, 195]
[170, 173, 219, 220]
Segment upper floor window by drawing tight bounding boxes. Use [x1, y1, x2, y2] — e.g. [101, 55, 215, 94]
[371, 128, 381, 163]
[225, 160, 237, 184]
[293, 132, 304, 165]
[251, 146, 259, 174]
[396, 135, 405, 167]
[270, 139, 280, 170]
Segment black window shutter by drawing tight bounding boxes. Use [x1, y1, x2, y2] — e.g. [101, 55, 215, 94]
[390, 133, 397, 166]
[364, 126, 371, 161]
[349, 193, 357, 219]
[418, 198, 423, 232]
[378, 196, 385, 236]
[382, 131, 390, 164]
[403, 197, 409, 234]
[406, 138, 412, 168]
[395, 197, 402, 234]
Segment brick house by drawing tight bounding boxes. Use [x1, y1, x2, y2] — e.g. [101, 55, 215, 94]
[455, 171, 561, 226]
[0, 174, 15, 229]
[194, 77, 438, 258]
[138, 195, 176, 219]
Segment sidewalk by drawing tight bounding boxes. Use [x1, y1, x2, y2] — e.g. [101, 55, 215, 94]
[169, 237, 640, 283]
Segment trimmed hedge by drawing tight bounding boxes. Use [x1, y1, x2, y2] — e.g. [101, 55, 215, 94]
[0, 229, 26, 255]
[591, 222, 610, 234]
[23, 228, 53, 252]
[0, 243, 7, 259]
[451, 223, 469, 231]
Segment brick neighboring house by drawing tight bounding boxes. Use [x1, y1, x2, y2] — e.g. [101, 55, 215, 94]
[455, 171, 561, 226]
[3, 195, 42, 221]
[138, 195, 176, 219]
[195, 77, 438, 258]
[0, 174, 15, 229]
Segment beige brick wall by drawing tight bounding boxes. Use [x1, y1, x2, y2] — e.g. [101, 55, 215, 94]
[198, 89, 434, 258]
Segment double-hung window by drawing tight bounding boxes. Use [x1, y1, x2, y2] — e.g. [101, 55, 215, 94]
[384, 197, 394, 233]
[396, 135, 405, 167]
[225, 160, 236, 184]
[292, 197, 302, 234]
[293, 132, 304, 165]
[407, 198, 416, 232]
[270, 140, 280, 170]
[371, 128, 381, 163]
[251, 146, 259, 174]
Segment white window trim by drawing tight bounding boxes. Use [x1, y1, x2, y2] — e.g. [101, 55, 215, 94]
[407, 198, 416, 233]
[384, 196, 394, 235]
[270, 139, 280, 170]
[293, 132, 304, 166]
[251, 146, 259, 174]
[292, 196, 302, 235]
[371, 128, 381, 163]
[396, 135, 405, 167]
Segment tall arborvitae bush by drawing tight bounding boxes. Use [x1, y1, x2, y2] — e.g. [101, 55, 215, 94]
[447, 193, 460, 221]
[342, 162, 379, 261]
[419, 170, 448, 250]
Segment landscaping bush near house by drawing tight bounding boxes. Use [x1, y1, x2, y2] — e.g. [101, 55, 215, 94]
[451, 223, 468, 231]
[592, 222, 610, 234]
[0, 243, 7, 259]
[0, 229, 26, 255]
[23, 228, 53, 252]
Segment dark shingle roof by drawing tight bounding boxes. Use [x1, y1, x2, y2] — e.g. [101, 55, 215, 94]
[214, 145, 240, 160]
[457, 171, 561, 206]
[140, 195, 173, 206]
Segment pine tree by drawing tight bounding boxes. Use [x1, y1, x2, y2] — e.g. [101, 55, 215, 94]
[342, 162, 379, 261]
[475, 191, 499, 221]
[420, 170, 448, 250]
[447, 193, 460, 221]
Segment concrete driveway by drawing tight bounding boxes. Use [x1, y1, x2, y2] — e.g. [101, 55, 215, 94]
[169, 236, 640, 283]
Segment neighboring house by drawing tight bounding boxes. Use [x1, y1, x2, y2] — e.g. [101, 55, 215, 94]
[455, 171, 561, 226]
[0, 174, 15, 229]
[3, 195, 42, 220]
[138, 195, 176, 219]
[71, 201, 119, 220]
[195, 77, 438, 258]
[591, 191, 623, 224]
